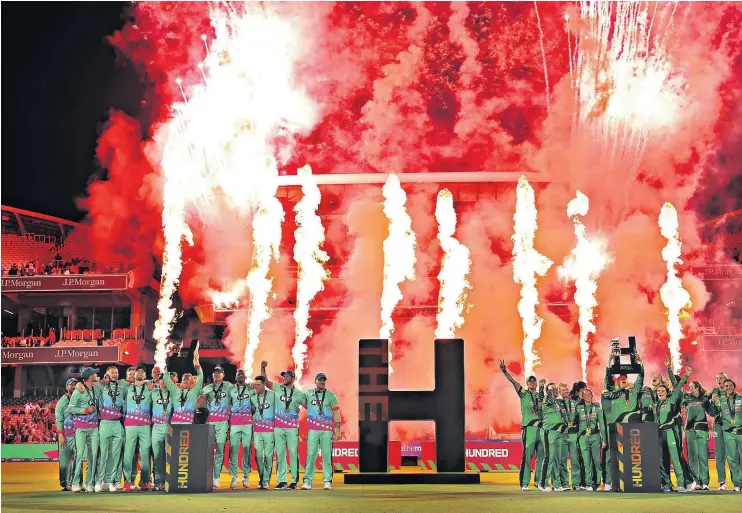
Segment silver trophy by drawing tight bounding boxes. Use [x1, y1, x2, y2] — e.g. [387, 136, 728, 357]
[608, 336, 642, 375]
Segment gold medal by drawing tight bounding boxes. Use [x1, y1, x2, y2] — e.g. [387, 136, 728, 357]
[733, 418, 737, 425]
[586, 427, 591, 435]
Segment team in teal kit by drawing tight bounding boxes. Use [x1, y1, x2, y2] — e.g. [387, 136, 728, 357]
[55, 378, 78, 491]
[250, 375, 277, 490]
[302, 373, 341, 490]
[94, 366, 128, 492]
[201, 365, 232, 487]
[163, 347, 203, 424]
[151, 371, 176, 490]
[67, 367, 101, 492]
[227, 369, 255, 489]
[122, 365, 153, 490]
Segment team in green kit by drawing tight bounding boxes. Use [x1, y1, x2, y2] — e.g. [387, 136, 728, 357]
[56, 347, 344, 492]
[501, 345, 742, 493]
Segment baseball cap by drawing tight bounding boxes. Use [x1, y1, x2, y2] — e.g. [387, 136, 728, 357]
[315, 373, 327, 381]
[527, 375, 537, 382]
[281, 370, 296, 378]
[66, 378, 78, 386]
[214, 366, 225, 374]
[135, 365, 146, 372]
[80, 367, 100, 380]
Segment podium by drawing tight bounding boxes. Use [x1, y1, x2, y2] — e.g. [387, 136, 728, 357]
[609, 422, 661, 492]
[165, 424, 215, 493]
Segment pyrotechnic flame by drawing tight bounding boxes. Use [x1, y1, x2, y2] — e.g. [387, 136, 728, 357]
[512, 176, 553, 378]
[557, 191, 611, 382]
[658, 202, 691, 374]
[153, 4, 315, 369]
[242, 193, 285, 374]
[380, 174, 417, 373]
[574, 2, 687, 169]
[435, 189, 471, 339]
[292, 165, 330, 383]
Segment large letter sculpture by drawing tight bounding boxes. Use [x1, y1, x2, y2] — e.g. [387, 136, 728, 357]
[344, 338, 479, 484]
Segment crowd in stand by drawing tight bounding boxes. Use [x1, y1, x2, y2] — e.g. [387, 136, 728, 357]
[1, 397, 59, 444]
[1, 256, 126, 277]
[1, 328, 138, 348]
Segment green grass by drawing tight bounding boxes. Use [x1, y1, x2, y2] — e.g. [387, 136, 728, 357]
[2, 462, 740, 512]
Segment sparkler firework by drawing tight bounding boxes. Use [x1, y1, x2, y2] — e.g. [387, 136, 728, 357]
[86, 1, 742, 436]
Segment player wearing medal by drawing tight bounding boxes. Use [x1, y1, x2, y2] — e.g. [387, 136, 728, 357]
[675, 379, 714, 491]
[151, 372, 176, 491]
[118, 365, 137, 485]
[262, 361, 306, 490]
[67, 367, 101, 492]
[92, 366, 127, 492]
[655, 365, 691, 492]
[301, 373, 341, 491]
[499, 360, 545, 491]
[201, 365, 232, 488]
[250, 375, 277, 490]
[559, 383, 581, 490]
[710, 371, 730, 490]
[574, 389, 606, 491]
[122, 365, 153, 491]
[709, 379, 742, 492]
[228, 369, 255, 489]
[539, 383, 567, 492]
[600, 351, 644, 491]
[163, 343, 203, 424]
[56, 378, 78, 491]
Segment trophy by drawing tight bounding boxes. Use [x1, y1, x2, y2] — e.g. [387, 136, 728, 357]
[608, 336, 642, 376]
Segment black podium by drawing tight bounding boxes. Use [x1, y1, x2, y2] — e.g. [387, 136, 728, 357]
[609, 422, 661, 492]
[165, 424, 215, 493]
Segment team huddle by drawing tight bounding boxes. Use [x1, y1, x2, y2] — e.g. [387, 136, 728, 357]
[501, 349, 742, 493]
[55, 345, 342, 493]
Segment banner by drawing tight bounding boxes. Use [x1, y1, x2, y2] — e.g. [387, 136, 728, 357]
[1, 274, 129, 292]
[1, 443, 58, 462]
[703, 335, 742, 351]
[420, 440, 523, 471]
[1, 346, 121, 365]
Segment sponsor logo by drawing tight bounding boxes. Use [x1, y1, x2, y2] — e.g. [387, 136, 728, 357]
[1, 279, 41, 289]
[334, 447, 358, 458]
[178, 430, 190, 489]
[466, 448, 509, 458]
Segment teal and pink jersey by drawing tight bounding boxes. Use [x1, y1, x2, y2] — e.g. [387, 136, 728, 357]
[228, 383, 254, 426]
[271, 384, 306, 429]
[201, 381, 232, 423]
[250, 389, 276, 433]
[123, 383, 153, 427]
[305, 388, 339, 432]
[151, 385, 173, 424]
[55, 393, 75, 437]
[67, 384, 99, 429]
[163, 366, 204, 424]
[96, 380, 128, 421]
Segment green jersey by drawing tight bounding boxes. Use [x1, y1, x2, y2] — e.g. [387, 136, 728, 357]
[271, 384, 307, 429]
[710, 392, 742, 433]
[55, 393, 75, 437]
[123, 381, 153, 426]
[601, 364, 644, 423]
[514, 385, 542, 427]
[163, 366, 204, 424]
[541, 392, 564, 430]
[202, 381, 232, 423]
[67, 384, 99, 429]
[96, 379, 128, 421]
[229, 383, 255, 425]
[576, 402, 605, 438]
[682, 393, 712, 429]
[304, 387, 339, 432]
[152, 384, 173, 424]
[655, 375, 688, 428]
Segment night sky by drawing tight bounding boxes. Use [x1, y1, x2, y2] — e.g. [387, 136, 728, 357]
[1, 2, 144, 221]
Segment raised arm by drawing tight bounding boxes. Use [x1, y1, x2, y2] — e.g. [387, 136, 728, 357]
[260, 360, 273, 389]
[604, 365, 616, 392]
[499, 360, 522, 394]
[633, 356, 644, 392]
[670, 368, 690, 404]
[664, 356, 678, 388]
[163, 369, 178, 395]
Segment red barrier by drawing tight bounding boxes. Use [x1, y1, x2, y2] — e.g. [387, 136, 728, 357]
[420, 440, 523, 471]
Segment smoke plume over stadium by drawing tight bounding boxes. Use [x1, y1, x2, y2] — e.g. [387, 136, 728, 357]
[79, 2, 742, 436]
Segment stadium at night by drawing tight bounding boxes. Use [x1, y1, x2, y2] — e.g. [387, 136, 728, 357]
[2, 1, 741, 511]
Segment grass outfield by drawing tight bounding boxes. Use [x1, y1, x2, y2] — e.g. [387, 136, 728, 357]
[2, 462, 740, 512]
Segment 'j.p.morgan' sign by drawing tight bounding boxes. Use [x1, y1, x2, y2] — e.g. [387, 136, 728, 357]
[1, 274, 129, 292]
[1, 346, 120, 365]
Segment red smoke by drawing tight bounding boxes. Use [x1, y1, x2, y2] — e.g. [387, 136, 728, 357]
[78, 2, 742, 437]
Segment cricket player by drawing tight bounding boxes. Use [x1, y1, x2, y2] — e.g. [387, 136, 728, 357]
[95, 366, 128, 492]
[228, 369, 255, 489]
[600, 353, 644, 491]
[301, 373, 341, 491]
[710, 379, 742, 492]
[55, 378, 78, 491]
[655, 366, 691, 492]
[559, 384, 581, 490]
[711, 371, 730, 490]
[575, 389, 606, 491]
[201, 365, 232, 488]
[250, 375, 277, 490]
[123, 365, 153, 491]
[499, 360, 545, 491]
[151, 371, 176, 490]
[679, 380, 714, 491]
[67, 367, 101, 492]
[163, 344, 203, 424]
[540, 383, 567, 492]
[118, 366, 137, 486]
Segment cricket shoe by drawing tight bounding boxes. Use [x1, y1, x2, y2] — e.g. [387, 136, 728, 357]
[213, 479, 220, 489]
[85, 484, 95, 493]
[586, 487, 594, 492]
[300, 483, 312, 490]
[521, 486, 531, 491]
[324, 482, 332, 490]
[661, 485, 673, 492]
[141, 482, 153, 491]
[71, 484, 82, 493]
[677, 486, 688, 493]
[230, 477, 238, 490]
[735, 487, 741, 492]
[107, 483, 118, 492]
[603, 484, 612, 491]
[701, 485, 710, 491]
[288, 483, 298, 490]
[260, 483, 270, 491]
[687, 482, 699, 492]
[242, 478, 249, 489]
[537, 484, 552, 492]
[275, 482, 289, 490]
[719, 483, 728, 491]
[130, 485, 141, 491]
